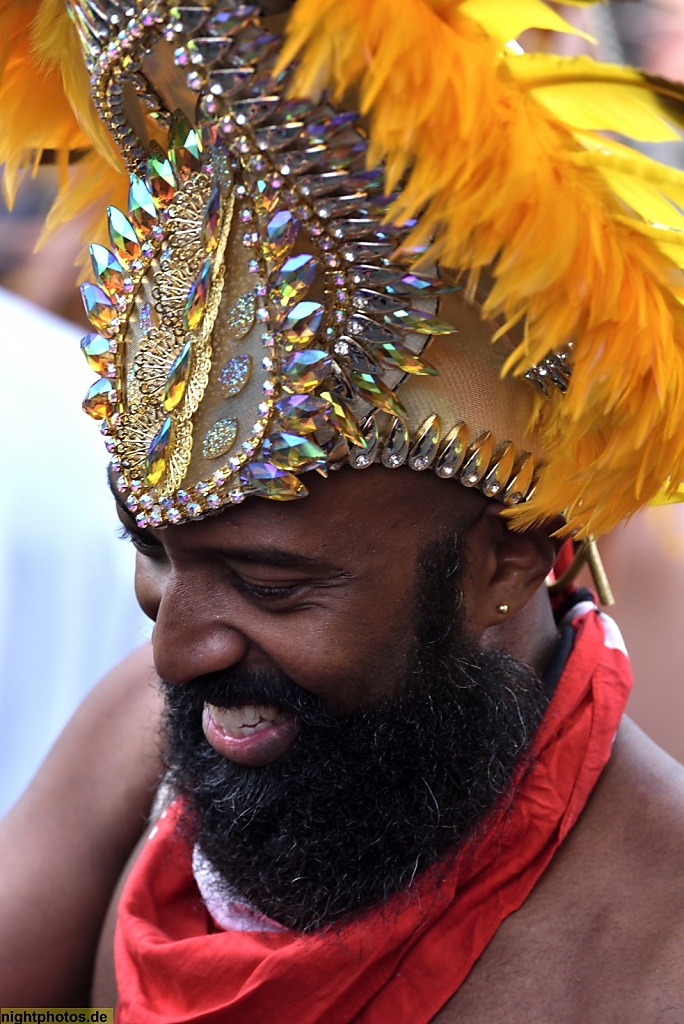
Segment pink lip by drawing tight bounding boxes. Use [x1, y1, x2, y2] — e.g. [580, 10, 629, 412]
[202, 706, 301, 767]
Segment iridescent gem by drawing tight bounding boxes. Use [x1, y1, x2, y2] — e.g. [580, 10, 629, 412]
[270, 254, 316, 323]
[207, 493, 221, 509]
[275, 394, 329, 434]
[195, 481, 210, 496]
[90, 244, 126, 296]
[81, 283, 118, 336]
[225, 293, 256, 339]
[385, 309, 454, 335]
[370, 342, 437, 376]
[203, 417, 238, 459]
[184, 260, 211, 332]
[281, 349, 332, 393]
[262, 209, 299, 266]
[126, 495, 138, 513]
[188, 502, 202, 517]
[262, 431, 327, 473]
[253, 179, 279, 217]
[128, 174, 159, 239]
[135, 513, 149, 529]
[202, 183, 221, 252]
[167, 508, 182, 524]
[318, 389, 365, 447]
[242, 462, 307, 501]
[148, 507, 163, 527]
[145, 416, 172, 486]
[80, 333, 114, 375]
[108, 206, 142, 265]
[163, 340, 192, 412]
[219, 354, 252, 398]
[168, 109, 202, 182]
[146, 142, 176, 207]
[229, 488, 245, 504]
[349, 370, 407, 418]
[82, 378, 115, 420]
[139, 493, 154, 510]
[280, 301, 324, 349]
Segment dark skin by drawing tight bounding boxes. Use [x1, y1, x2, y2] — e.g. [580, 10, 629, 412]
[1, 467, 683, 1015]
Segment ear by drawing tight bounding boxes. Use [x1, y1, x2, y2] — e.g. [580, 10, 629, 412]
[460, 504, 561, 634]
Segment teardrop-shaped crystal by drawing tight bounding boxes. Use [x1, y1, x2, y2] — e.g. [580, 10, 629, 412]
[169, 108, 202, 182]
[90, 244, 127, 297]
[232, 96, 279, 126]
[187, 36, 230, 64]
[254, 122, 304, 153]
[262, 431, 327, 473]
[297, 170, 349, 198]
[129, 174, 159, 239]
[219, 354, 252, 398]
[184, 260, 212, 332]
[262, 209, 299, 266]
[253, 179, 280, 217]
[145, 416, 172, 486]
[108, 206, 142, 265]
[81, 282, 118, 336]
[319, 389, 365, 448]
[202, 183, 221, 252]
[203, 417, 238, 459]
[282, 349, 332, 394]
[385, 309, 454, 335]
[80, 333, 114, 376]
[207, 67, 254, 103]
[242, 462, 307, 501]
[280, 301, 324, 349]
[386, 272, 455, 298]
[163, 340, 192, 411]
[82, 378, 114, 420]
[349, 370, 407, 418]
[146, 142, 176, 207]
[370, 341, 437, 375]
[275, 394, 330, 434]
[206, 6, 257, 35]
[304, 112, 358, 146]
[271, 254, 316, 322]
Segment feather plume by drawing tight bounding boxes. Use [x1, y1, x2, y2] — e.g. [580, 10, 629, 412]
[280, 0, 684, 537]
[0, 0, 124, 249]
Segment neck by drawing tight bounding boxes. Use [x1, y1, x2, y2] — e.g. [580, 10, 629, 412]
[481, 586, 560, 676]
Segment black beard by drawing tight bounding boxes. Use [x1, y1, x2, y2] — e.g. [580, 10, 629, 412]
[162, 536, 549, 933]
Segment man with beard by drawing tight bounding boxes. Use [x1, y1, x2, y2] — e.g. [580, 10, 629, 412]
[1, 0, 684, 1018]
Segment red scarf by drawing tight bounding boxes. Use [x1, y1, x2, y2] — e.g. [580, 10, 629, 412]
[115, 605, 631, 1023]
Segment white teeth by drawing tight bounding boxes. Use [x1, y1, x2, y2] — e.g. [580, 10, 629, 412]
[207, 703, 284, 738]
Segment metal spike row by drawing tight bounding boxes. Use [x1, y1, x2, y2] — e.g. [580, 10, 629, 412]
[460, 433, 494, 488]
[381, 418, 410, 468]
[349, 414, 379, 468]
[434, 422, 469, 479]
[501, 454, 536, 505]
[481, 443, 516, 498]
[408, 414, 441, 471]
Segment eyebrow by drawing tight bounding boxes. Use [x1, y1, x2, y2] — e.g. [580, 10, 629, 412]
[107, 469, 341, 573]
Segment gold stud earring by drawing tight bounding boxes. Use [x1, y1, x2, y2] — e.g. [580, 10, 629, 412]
[497, 604, 509, 615]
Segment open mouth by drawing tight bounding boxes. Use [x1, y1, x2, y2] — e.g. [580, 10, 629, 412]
[202, 702, 301, 766]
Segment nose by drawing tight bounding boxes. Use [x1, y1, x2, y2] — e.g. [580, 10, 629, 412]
[145, 568, 250, 685]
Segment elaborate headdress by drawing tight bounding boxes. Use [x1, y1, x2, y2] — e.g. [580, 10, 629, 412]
[3, 0, 684, 537]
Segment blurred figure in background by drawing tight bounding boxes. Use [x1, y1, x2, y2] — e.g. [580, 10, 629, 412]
[0, 175, 149, 817]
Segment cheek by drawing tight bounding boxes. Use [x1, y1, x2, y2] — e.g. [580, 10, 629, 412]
[265, 607, 412, 711]
[134, 556, 163, 620]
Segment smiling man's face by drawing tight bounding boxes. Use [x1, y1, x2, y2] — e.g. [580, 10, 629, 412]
[114, 466, 553, 930]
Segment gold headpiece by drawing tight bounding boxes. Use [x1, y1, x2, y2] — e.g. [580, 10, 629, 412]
[3, 0, 684, 536]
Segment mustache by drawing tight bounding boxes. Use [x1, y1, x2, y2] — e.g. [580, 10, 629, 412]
[160, 666, 340, 728]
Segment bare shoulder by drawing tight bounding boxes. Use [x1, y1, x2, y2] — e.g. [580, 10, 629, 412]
[434, 719, 684, 1023]
[0, 642, 164, 1005]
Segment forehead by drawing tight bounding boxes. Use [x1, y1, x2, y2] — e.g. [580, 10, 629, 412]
[113, 464, 485, 559]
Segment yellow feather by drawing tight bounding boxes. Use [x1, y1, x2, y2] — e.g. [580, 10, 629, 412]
[459, 0, 594, 45]
[282, 0, 684, 537]
[510, 54, 682, 142]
